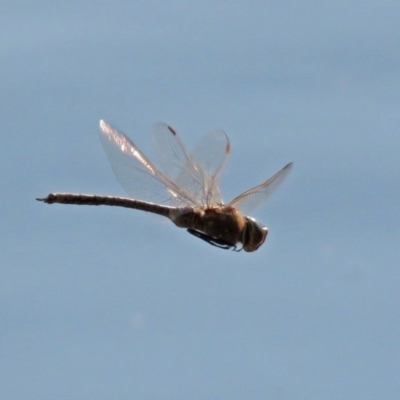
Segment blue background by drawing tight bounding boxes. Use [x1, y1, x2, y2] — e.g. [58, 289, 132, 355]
[1, 1, 399, 399]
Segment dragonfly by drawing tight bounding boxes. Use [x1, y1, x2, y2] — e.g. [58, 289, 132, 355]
[37, 120, 293, 252]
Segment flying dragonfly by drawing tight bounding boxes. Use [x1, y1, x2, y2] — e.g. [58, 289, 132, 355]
[37, 120, 293, 252]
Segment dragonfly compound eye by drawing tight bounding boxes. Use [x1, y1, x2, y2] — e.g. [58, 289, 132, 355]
[242, 218, 268, 252]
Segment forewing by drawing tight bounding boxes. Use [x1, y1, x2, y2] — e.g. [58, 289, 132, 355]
[151, 124, 230, 206]
[229, 162, 293, 215]
[99, 120, 199, 206]
[186, 129, 230, 206]
[151, 123, 195, 183]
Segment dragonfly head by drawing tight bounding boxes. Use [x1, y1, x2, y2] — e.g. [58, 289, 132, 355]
[242, 217, 268, 252]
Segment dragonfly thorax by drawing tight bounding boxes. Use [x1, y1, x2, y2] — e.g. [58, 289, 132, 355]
[170, 206, 267, 252]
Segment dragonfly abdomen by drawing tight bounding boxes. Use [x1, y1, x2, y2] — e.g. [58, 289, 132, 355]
[36, 193, 175, 218]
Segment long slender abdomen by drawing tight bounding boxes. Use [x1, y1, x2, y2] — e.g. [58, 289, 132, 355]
[37, 193, 176, 218]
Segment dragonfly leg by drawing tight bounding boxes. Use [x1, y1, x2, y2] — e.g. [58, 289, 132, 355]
[186, 229, 237, 251]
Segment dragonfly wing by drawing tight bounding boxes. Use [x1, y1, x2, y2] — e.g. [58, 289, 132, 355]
[151, 123, 207, 206]
[228, 162, 293, 215]
[99, 120, 200, 207]
[187, 129, 230, 206]
[151, 123, 196, 183]
[151, 124, 230, 206]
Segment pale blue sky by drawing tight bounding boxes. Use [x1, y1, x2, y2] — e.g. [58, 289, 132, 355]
[1, 1, 399, 399]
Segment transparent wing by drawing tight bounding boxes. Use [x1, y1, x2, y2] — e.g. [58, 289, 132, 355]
[187, 129, 230, 206]
[151, 124, 230, 206]
[99, 120, 200, 207]
[229, 163, 293, 215]
[150, 123, 194, 185]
